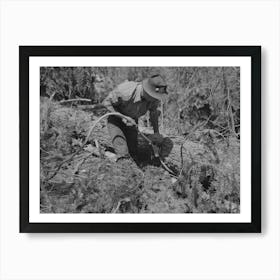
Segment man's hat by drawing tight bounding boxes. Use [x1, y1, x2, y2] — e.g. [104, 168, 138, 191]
[142, 75, 168, 100]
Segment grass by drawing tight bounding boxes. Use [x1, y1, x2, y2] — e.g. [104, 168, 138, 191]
[40, 98, 240, 213]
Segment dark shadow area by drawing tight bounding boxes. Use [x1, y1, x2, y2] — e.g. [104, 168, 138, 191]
[136, 134, 174, 167]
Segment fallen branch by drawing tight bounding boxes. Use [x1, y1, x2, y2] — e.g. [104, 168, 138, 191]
[59, 98, 92, 104]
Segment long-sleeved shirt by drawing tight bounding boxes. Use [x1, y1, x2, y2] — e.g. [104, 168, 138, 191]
[103, 81, 160, 121]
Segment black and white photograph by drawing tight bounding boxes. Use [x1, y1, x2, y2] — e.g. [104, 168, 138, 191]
[20, 46, 260, 232]
[40, 66, 241, 214]
[3, 0, 279, 279]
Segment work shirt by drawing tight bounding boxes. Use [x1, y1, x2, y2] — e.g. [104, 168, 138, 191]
[103, 81, 160, 120]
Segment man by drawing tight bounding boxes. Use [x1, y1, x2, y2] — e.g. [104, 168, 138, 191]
[103, 74, 168, 162]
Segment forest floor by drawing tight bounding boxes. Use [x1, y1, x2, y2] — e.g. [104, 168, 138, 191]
[40, 98, 240, 214]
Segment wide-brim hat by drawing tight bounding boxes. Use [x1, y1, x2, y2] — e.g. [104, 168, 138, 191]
[142, 75, 168, 100]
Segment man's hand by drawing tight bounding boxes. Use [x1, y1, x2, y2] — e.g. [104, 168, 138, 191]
[122, 116, 136, 127]
[151, 132, 164, 145]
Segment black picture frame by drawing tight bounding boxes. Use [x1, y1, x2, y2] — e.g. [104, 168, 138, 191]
[20, 46, 261, 233]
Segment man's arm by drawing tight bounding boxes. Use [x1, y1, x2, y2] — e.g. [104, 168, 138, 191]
[149, 102, 160, 134]
[102, 90, 119, 113]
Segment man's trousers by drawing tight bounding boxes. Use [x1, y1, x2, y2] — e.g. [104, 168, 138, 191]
[107, 115, 138, 159]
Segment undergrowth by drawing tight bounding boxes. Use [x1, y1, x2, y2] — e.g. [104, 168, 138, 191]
[40, 99, 240, 213]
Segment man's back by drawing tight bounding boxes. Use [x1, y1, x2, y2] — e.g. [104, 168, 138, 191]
[103, 80, 159, 120]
